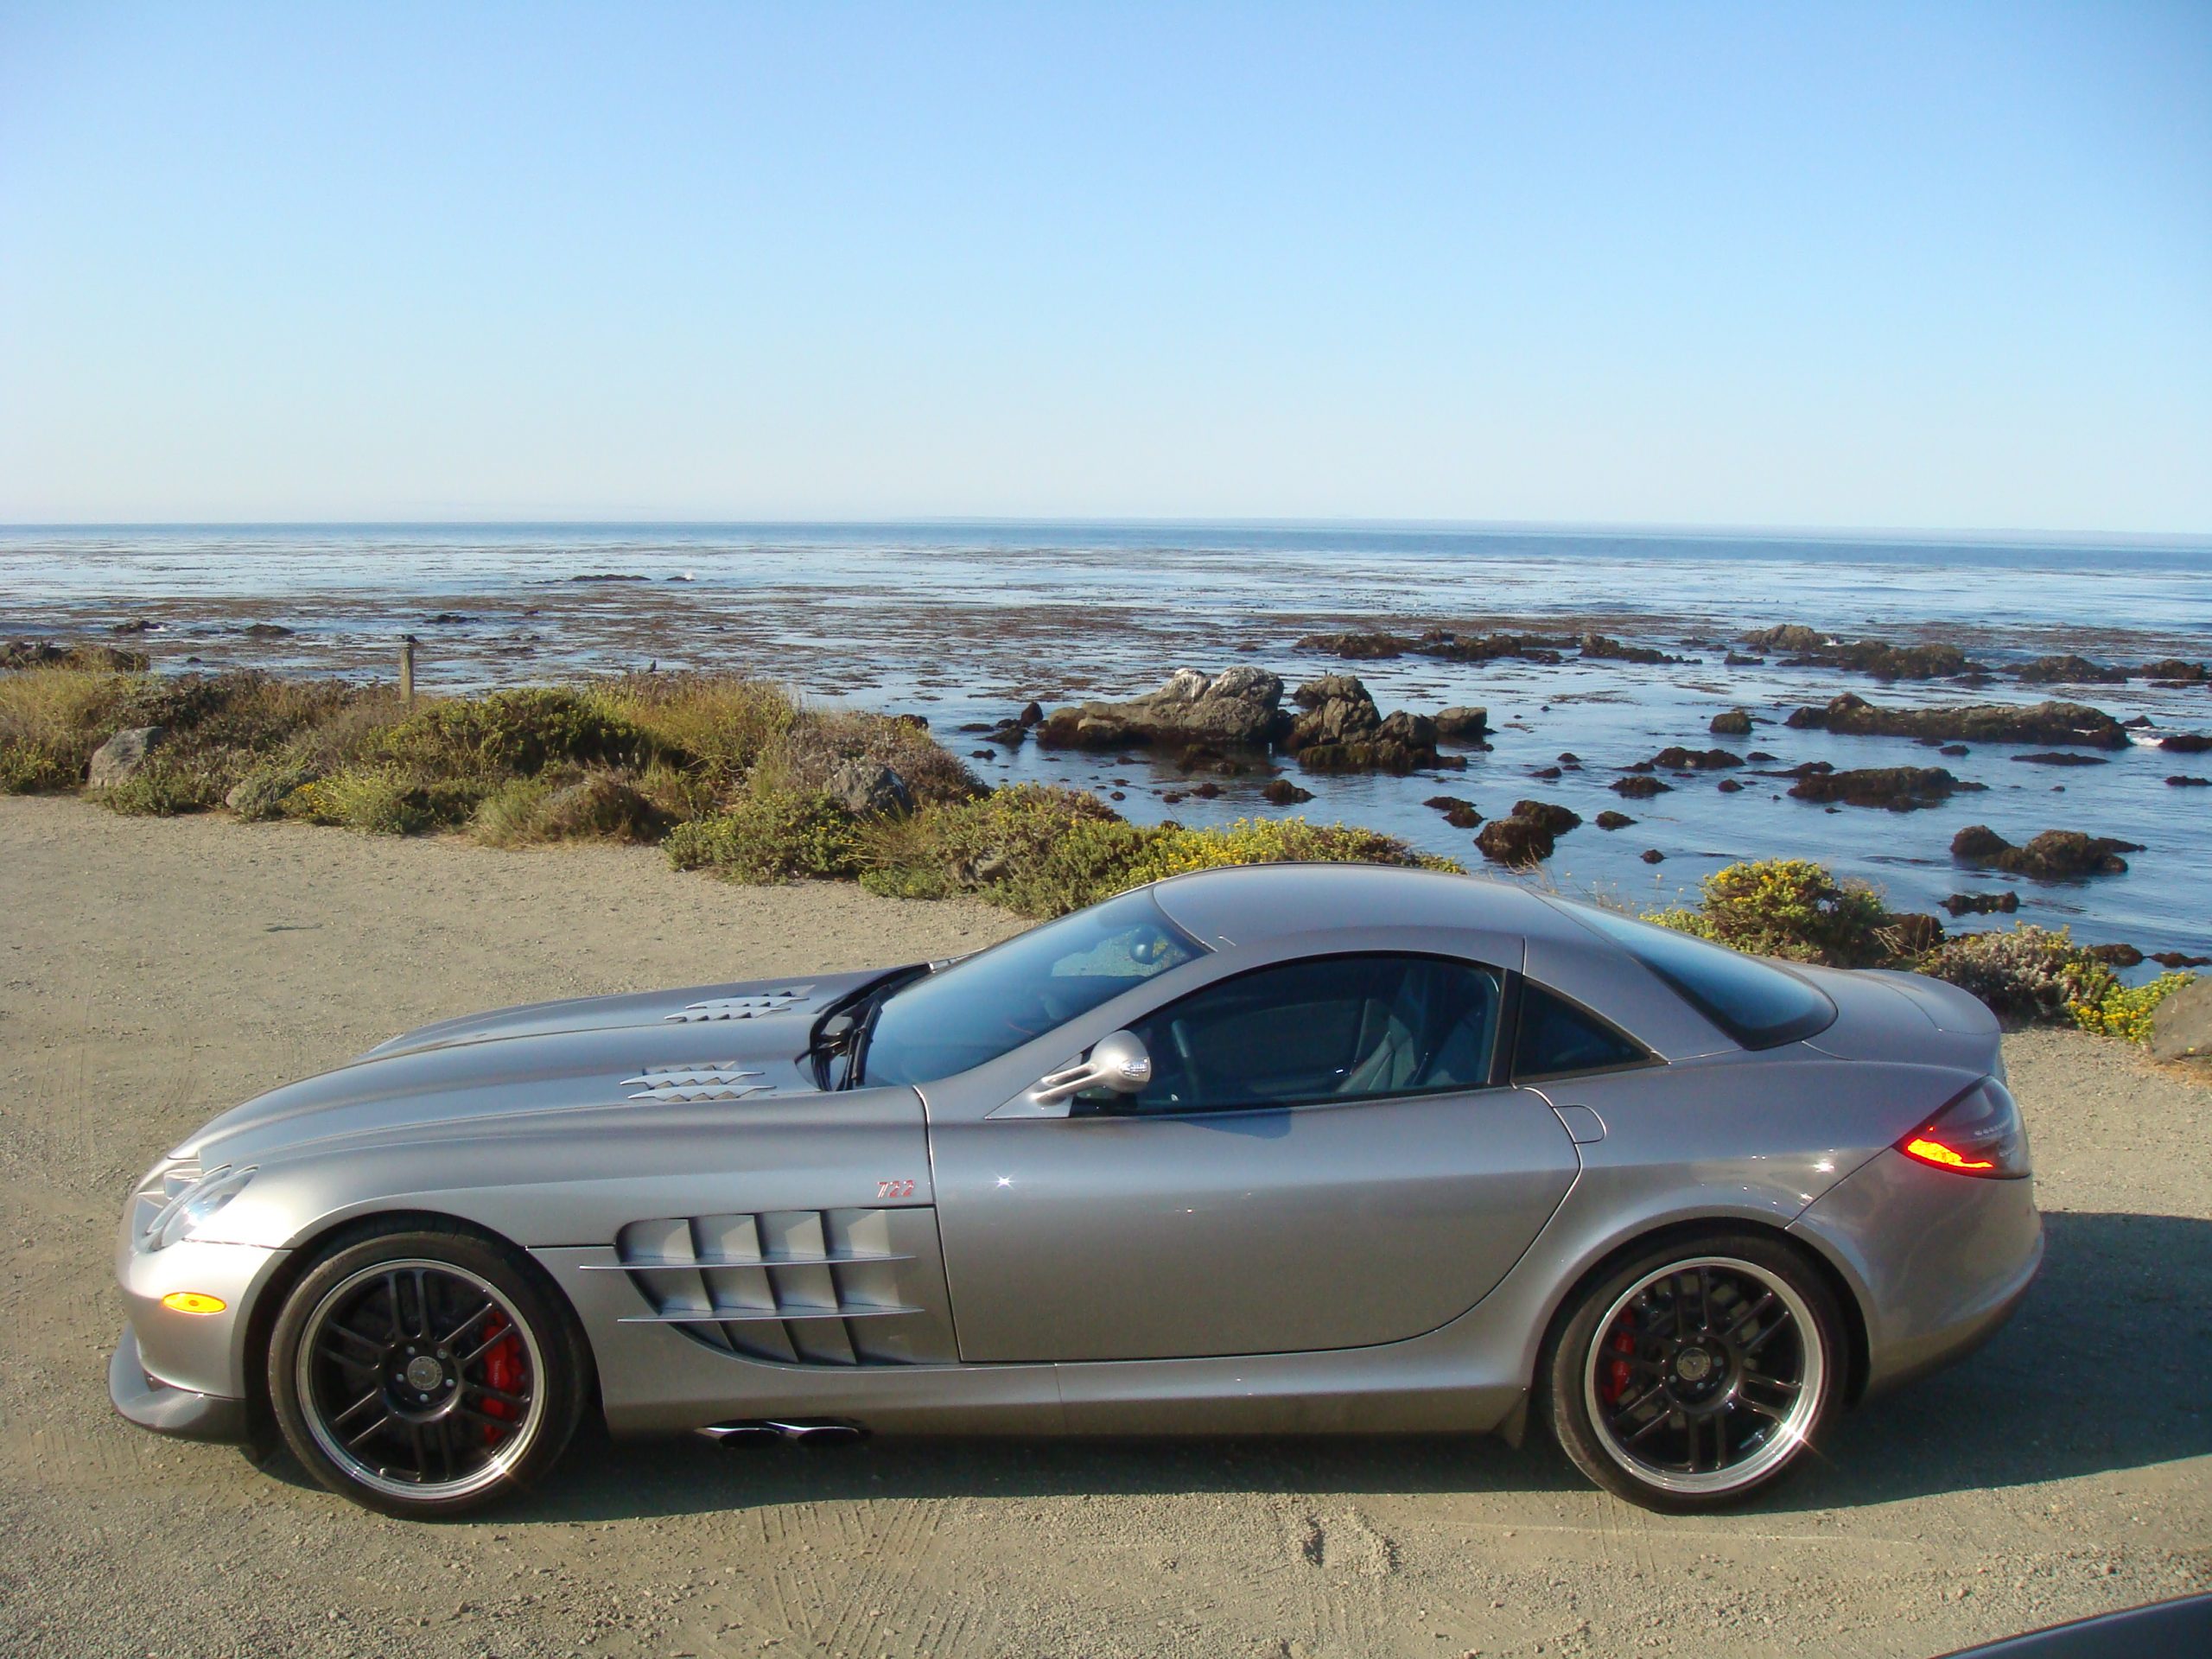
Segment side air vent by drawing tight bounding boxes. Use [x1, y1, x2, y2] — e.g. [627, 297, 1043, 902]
[621, 1065, 778, 1103]
[599, 1209, 952, 1365]
[664, 988, 813, 1023]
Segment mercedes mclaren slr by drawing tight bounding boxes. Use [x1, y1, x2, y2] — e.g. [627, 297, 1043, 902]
[111, 863, 2041, 1516]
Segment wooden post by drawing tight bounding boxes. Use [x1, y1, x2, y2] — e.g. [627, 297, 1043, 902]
[399, 636, 416, 707]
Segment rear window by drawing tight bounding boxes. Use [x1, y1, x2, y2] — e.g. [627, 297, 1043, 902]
[1567, 906, 1837, 1050]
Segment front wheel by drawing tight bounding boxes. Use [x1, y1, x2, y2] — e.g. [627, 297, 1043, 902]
[1542, 1234, 1844, 1510]
[268, 1225, 588, 1518]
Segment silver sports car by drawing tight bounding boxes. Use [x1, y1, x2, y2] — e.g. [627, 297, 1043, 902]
[111, 864, 2041, 1516]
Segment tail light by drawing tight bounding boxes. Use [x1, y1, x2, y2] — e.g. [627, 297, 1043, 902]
[1897, 1077, 2031, 1179]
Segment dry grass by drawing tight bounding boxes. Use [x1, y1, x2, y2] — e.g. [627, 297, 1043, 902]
[588, 673, 796, 790]
[0, 666, 143, 791]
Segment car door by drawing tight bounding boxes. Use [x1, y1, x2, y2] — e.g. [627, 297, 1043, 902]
[929, 952, 1580, 1363]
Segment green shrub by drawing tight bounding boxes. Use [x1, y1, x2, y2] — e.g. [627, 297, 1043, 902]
[121, 671, 359, 757]
[471, 772, 667, 848]
[589, 674, 797, 790]
[0, 734, 86, 792]
[2071, 971, 2196, 1044]
[378, 688, 655, 779]
[283, 766, 484, 836]
[1921, 925, 2118, 1023]
[1642, 858, 1889, 966]
[753, 708, 982, 808]
[858, 790, 1462, 918]
[98, 758, 226, 817]
[226, 760, 320, 821]
[0, 666, 142, 791]
[666, 791, 864, 882]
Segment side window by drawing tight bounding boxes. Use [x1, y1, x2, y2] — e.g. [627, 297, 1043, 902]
[1083, 954, 1503, 1116]
[1512, 982, 1649, 1081]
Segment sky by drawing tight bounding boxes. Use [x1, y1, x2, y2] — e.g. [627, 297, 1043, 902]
[1, 3, 2208, 532]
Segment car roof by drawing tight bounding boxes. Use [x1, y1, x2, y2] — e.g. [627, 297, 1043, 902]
[1146, 861, 1596, 950]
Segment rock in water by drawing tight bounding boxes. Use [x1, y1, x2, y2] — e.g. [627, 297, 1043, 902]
[823, 760, 913, 818]
[2014, 653, 2128, 684]
[88, 726, 168, 788]
[1940, 890, 2019, 916]
[1784, 691, 2128, 749]
[1595, 810, 1635, 830]
[1037, 667, 1287, 751]
[1510, 799, 1581, 836]
[1884, 912, 1946, 954]
[1476, 815, 1554, 866]
[1287, 676, 1446, 772]
[1949, 824, 2145, 878]
[1709, 709, 1753, 736]
[1433, 707, 1490, 742]
[2149, 979, 2212, 1065]
[1649, 746, 1745, 771]
[1786, 766, 1982, 810]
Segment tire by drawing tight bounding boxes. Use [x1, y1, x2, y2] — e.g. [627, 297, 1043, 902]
[1541, 1231, 1845, 1512]
[268, 1222, 588, 1519]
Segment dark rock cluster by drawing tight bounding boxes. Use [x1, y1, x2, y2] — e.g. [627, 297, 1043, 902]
[1739, 625, 1975, 680]
[1038, 666, 1287, 752]
[1474, 799, 1581, 866]
[1941, 890, 2021, 917]
[1785, 765, 1983, 810]
[1950, 824, 2145, 878]
[1284, 675, 1454, 773]
[1648, 746, 1745, 771]
[1784, 691, 2129, 749]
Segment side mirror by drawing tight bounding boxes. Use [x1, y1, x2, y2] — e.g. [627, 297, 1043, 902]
[1033, 1030, 1153, 1107]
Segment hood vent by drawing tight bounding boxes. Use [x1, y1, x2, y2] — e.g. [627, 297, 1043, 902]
[665, 988, 813, 1024]
[622, 1064, 778, 1103]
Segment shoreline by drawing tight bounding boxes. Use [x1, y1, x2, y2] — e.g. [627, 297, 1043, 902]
[5, 643, 2209, 970]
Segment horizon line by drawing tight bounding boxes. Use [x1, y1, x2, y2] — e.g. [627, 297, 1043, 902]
[4, 515, 2210, 548]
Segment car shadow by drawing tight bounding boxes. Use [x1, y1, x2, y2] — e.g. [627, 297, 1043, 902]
[250, 1210, 2209, 1522]
[1771, 1208, 2212, 1510]
[528, 1425, 1586, 1524]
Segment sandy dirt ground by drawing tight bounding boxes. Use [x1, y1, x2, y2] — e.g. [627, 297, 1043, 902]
[2, 795, 2206, 1659]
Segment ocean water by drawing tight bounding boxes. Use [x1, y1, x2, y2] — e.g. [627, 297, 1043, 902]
[5, 522, 2209, 960]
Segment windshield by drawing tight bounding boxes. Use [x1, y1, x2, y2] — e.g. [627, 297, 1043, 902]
[1567, 904, 1836, 1050]
[861, 888, 1209, 1087]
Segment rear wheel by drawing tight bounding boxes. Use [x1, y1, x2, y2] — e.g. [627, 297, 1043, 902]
[1542, 1233, 1843, 1510]
[268, 1225, 587, 1518]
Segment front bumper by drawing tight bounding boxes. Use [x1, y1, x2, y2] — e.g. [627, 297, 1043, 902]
[111, 1228, 287, 1438]
[109, 1325, 250, 1441]
[1791, 1147, 2044, 1396]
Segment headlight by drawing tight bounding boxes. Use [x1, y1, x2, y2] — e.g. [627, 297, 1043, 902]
[140, 1164, 257, 1251]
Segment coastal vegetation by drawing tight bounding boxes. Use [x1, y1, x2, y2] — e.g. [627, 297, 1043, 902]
[1643, 857, 2195, 1040]
[2, 658, 2193, 1041]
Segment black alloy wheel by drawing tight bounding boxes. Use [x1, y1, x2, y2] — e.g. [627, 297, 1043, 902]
[269, 1224, 588, 1518]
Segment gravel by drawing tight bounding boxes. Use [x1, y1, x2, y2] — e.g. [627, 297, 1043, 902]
[2, 796, 2206, 1658]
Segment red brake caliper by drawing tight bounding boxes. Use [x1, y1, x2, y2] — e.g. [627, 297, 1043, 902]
[1599, 1318, 1637, 1405]
[480, 1312, 522, 1446]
